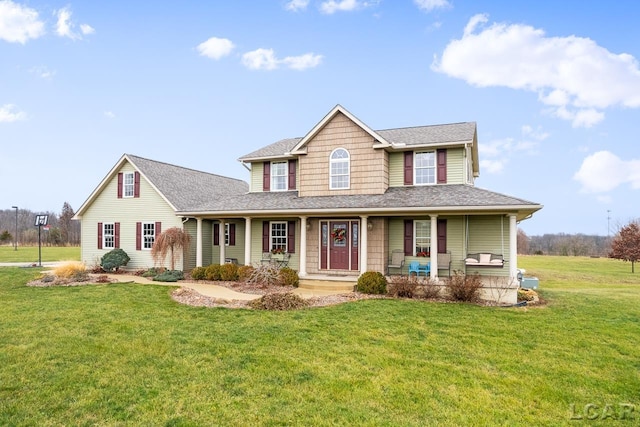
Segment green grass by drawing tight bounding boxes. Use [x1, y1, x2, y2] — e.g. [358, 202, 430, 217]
[0, 246, 80, 263]
[1, 256, 639, 425]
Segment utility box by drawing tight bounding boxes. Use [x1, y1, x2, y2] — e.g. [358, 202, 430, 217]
[520, 277, 539, 290]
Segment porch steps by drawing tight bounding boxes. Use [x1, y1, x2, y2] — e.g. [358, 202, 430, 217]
[298, 276, 357, 292]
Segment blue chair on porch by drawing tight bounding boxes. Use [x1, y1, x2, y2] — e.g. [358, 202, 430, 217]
[408, 261, 430, 277]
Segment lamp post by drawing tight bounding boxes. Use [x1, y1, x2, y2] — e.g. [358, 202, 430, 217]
[11, 206, 18, 251]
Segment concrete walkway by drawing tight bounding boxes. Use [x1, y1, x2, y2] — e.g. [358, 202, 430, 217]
[105, 274, 346, 300]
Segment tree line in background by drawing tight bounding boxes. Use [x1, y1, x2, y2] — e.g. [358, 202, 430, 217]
[517, 229, 613, 257]
[0, 202, 80, 247]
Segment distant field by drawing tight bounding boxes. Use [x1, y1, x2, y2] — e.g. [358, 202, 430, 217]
[0, 246, 80, 263]
[0, 255, 638, 425]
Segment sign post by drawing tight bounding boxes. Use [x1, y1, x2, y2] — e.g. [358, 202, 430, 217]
[35, 215, 48, 267]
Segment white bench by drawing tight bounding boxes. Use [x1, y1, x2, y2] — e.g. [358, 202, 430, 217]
[464, 253, 504, 268]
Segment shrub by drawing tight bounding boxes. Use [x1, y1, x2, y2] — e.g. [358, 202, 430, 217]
[205, 264, 221, 281]
[238, 265, 254, 282]
[446, 272, 482, 303]
[357, 271, 387, 294]
[219, 263, 239, 281]
[518, 288, 537, 302]
[153, 270, 184, 282]
[94, 275, 111, 284]
[100, 248, 130, 272]
[420, 279, 442, 299]
[190, 266, 207, 280]
[53, 261, 87, 279]
[142, 267, 164, 278]
[278, 267, 299, 287]
[247, 264, 281, 287]
[248, 292, 309, 310]
[388, 275, 419, 298]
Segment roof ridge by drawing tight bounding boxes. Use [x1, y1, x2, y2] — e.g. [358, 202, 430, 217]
[126, 153, 247, 184]
[375, 122, 476, 132]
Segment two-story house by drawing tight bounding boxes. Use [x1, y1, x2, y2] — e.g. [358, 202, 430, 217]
[74, 105, 542, 303]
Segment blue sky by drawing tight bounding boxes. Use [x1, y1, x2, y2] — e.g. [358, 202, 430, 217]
[1, 0, 639, 236]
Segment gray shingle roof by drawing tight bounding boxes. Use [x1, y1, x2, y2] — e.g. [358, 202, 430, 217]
[127, 154, 249, 211]
[182, 185, 541, 219]
[237, 123, 476, 161]
[376, 122, 476, 146]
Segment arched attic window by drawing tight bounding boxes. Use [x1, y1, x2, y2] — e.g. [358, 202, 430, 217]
[330, 148, 350, 190]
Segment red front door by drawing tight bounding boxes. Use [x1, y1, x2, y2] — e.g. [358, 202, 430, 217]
[329, 221, 349, 270]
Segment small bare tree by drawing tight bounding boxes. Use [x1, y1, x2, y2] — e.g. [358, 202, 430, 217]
[609, 221, 640, 273]
[151, 227, 191, 271]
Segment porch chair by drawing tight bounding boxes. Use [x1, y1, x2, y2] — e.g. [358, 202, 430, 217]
[261, 252, 272, 264]
[386, 249, 405, 275]
[437, 251, 451, 276]
[408, 261, 430, 277]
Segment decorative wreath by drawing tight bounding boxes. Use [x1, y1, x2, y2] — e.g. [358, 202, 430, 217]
[331, 228, 346, 242]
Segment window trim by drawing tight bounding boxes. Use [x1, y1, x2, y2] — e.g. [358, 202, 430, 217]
[414, 220, 430, 256]
[123, 172, 135, 198]
[270, 221, 288, 252]
[103, 222, 115, 249]
[142, 222, 155, 250]
[270, 161, 288, 192]
[329, 148, 350, 190]
[414, 151, 436, 186]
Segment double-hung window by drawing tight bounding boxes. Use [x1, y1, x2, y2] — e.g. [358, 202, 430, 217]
[414, 220, 430, 256]
[123, 172, 135, 197]
[415, 151, 435, 185]
[330, 148, 350, 189]
[271, 162, 288, 191]
[143, 222, 155, 249]
[271, 221, 287, 252]
[103, 223, 115, 249]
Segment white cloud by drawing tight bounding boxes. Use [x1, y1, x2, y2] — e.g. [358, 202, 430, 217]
[242, 48, 279, 70]
[0, 104, 26, 122]
[29, 66, 55, 79]
[197, 37, 235, 60]
[80, 23, 95, 35]
[55, 7, 93, 40]
[480, 159, 504, 174]
[432, 14, 640, 127]
[282, 53, 323, 70]
[104, 111, 115, 119]
[574, 150, 640, 193]
[242, 48, 322, 71]
[0, 0, 45, 43]
[285, 0, 309, 12]
[521, 125, 549, 141]
[319, 0, 378, 14]
[414, 0, 452, 12]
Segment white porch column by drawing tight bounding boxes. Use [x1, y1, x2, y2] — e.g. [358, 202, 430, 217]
[360, 216, 368, 273]
[430, 215, 438, 278]
[299, 216, 307, 277]
[509, 214, 518, 282]
[196, 218, 203, 267]
[244, 217, 252, 266]
[219, 219, 226, 265]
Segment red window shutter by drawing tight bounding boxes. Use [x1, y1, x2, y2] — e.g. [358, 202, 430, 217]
[115, 222, 120, 248]
[404, 220, 413, 256]
[263, 162, 270, 191]
[287, 221, 295, 254]
[437, 219, 447, 253]
[404, 152, 413, 185]
[117, 173, 123, 198]
[437, 149, 447, 184]
[288, 160, 296, 190]
[229, 224, 236, 246]
[213, 223, 220, 246]
[97, 222, 103, 249]
[262, 221, 270, 252]
[134, 172, 141, 198]
[155, 222, 161, 242]
[136, 222, 142, 250]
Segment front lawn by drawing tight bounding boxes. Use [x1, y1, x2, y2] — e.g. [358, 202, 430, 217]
[1, 256, 639, 425]
[0, 245, 80, 263]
